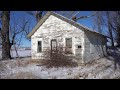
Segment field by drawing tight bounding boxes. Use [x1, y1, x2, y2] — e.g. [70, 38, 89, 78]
[0, 50, 31, 59]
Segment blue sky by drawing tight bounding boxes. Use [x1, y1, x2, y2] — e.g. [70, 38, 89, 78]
[7, 11, 108, 47]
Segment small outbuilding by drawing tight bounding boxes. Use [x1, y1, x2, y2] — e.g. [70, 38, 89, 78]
[27, 11, 107, 63]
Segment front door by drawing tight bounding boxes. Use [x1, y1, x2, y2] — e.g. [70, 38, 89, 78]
[65, 38, 72, 54]
[51, 39, 57, 53]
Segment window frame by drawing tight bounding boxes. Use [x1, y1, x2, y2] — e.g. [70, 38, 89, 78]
[65, 38, 72, 48]
[37, 41, 42, 53]
[51, 39, 57, 51]
[65, 38, 72, 54]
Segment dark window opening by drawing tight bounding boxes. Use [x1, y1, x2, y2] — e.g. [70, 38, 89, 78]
[37, 41, 42, 53]
[78, 45, 82, 48]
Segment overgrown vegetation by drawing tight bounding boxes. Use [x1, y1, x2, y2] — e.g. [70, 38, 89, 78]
[41, 47, 78, 68]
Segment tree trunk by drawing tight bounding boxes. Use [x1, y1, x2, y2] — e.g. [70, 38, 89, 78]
[1, 11, 11, 60]
[117, 30, 120, 47]
[108, 24, 114, 47]
[14, 44, 19, 58]
[107, 12, 115, 48]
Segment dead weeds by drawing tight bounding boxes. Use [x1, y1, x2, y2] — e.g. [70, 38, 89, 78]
[5, 72, 39, 79]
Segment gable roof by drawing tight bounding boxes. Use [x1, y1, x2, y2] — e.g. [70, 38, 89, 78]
[27, 11, 107, 38]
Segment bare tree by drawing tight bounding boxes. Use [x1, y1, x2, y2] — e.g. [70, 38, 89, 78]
[0, 11, 29, 60]
[105, 11, 115, 48]
[72, 11, 99, 21]
[111, 11, 120, 47]
[93, 12, 104, 33]
[93, 11, 116, 47]
[96, 11, 120, 70]
[9, 14, 30, 58]
[0, 11, 11, 59]
[0, 28, 1, 47]
[26, 11, 44, 22]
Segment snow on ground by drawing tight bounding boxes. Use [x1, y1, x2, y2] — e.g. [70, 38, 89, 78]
[0, 48, 120, 79]
[0, 56, 120, 79]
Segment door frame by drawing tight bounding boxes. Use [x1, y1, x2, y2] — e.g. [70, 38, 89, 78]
[65, 38, 72, 54]
[51, 39, 57, 52]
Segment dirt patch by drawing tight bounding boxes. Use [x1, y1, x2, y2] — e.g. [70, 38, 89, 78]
[27, 59, 42, 65]
[41, 59, 78, 68]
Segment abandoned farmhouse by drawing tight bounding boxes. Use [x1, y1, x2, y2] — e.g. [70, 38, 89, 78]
[27, 11, 107, 63]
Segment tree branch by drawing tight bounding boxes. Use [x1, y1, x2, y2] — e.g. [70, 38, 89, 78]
[11, 33, 16, 45]
[10, 17, 29, 46]
[75, 11, 99, 21]
[25, 11, 35, 16]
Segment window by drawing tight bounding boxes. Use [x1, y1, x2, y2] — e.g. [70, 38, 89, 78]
[37, 41, 42, 53]
[78, 45, 82, 48]
[66, 38, 72, 48]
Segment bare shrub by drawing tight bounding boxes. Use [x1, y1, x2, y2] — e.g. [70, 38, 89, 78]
[41, 46, 78, 68]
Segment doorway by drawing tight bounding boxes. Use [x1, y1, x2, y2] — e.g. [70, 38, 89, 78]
[65, 38, 72, 54]
[51, 39, 57, 52]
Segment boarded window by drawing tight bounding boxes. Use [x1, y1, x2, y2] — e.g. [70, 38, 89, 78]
[66, 38, 72, 48]
[37, 41, 42, 53]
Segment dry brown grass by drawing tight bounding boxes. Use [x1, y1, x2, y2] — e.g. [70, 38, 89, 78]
[12, 59, 42, 67]
[16, 60, 33, 66]
[41, 47, 78, 68]
[5, 72, 39, 79]
[27, 59, 42, 64]
[0, 63, 6, 70]
[0, 59, 42, 69]
[41, 59, 78, 68]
